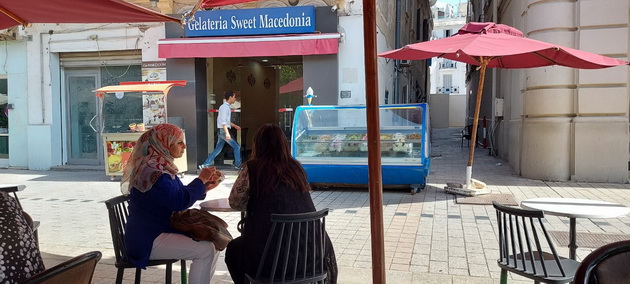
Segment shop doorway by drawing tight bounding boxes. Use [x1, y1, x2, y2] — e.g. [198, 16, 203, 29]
[64, 65, 141, 165]
[65, 70, 101, 165]
[207, 56, 303, 165]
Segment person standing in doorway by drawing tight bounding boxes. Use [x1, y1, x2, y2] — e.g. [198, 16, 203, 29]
[200, 91, 242, 170]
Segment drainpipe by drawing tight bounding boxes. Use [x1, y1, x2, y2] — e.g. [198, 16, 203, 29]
[393, 0, 401, 104]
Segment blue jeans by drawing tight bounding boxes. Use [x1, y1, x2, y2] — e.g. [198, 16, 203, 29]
[203, 129, 241, 167]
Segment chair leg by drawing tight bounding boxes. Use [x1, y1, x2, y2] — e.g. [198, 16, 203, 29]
[180, 260, 187, 284]
[115, 268, 124, 284]
[499, 268, 508, 284]
[134, 267, 142, 284]
[166, 263, 173, 284]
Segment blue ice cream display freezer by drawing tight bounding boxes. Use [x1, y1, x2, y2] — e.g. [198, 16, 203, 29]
[291, 103, 430, 193]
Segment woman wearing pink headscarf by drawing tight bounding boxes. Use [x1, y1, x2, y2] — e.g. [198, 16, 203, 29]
[121, 123, 222, 284]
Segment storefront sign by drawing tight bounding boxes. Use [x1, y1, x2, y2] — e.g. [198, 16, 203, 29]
[142, 61, 167, 81]
[186, 6, 315, 37]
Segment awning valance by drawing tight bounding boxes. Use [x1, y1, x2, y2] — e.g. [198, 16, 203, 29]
[158, 33, 340, 58]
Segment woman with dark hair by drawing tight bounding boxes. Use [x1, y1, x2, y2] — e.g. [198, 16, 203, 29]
[225, 123, 337, 284]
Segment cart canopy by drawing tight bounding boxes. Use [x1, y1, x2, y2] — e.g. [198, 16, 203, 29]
[95, 81, 187, 97]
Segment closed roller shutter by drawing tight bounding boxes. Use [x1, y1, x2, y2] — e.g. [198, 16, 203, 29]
[59, 50, 141, 68]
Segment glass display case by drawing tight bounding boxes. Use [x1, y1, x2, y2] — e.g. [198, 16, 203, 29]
[291, 103, 430, 192]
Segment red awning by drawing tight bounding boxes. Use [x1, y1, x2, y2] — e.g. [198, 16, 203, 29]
[279, 77, 303, 94]
[0, 0, 179, 30]
[158, 33, 340, 58]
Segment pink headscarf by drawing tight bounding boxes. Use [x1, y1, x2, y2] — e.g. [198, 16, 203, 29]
[120, 123, 182, 195]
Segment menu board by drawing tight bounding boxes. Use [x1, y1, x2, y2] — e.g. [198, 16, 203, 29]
[143, 93, 166, 125]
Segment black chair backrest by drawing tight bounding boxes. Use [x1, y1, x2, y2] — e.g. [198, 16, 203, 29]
[22, 251, 102, 284]
[104, 195, 131, 263]
[574, 240, 630, 284]
[493, 201, 572, 279]
[250, 209, 329, 284]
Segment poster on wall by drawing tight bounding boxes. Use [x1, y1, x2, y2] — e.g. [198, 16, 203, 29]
[143, 94, 167, 125]
[106, 140, 135, 174]
[142, 61, 167, 81]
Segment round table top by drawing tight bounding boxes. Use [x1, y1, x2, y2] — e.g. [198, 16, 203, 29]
[199, 198, 237, 212]
[521, 197, 630, 219]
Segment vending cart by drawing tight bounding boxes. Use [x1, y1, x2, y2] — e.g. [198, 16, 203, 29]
[94, 81, 188, 180]
[291, 103, 430, 193]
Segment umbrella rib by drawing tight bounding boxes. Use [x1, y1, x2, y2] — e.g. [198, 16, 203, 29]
[0, 6, 27, 26]
[532, 50, 558, 65]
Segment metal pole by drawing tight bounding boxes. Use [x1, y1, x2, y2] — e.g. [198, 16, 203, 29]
[363, 0, 385, 283]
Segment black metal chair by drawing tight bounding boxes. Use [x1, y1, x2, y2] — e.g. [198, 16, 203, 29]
[573, 240, 630, 284]
[22, 251, 102, 284]
[492, 201, 580, 284]
[461, 125, 474, 147]
[245, 209, 329, 284]
[104, 195, 187, 284]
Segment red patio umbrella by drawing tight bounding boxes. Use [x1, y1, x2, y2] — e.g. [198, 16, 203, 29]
[201, 0, 261, 9]
[184, 0, 262, 23]
[0, 0, 179, 30]
[379, 22, 629, 192]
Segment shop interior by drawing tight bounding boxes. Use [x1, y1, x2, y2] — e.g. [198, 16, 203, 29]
[206, 55, 304, 165]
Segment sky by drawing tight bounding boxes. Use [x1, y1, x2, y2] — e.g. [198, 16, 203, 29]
[439, 0, 464, 5]
[438, 0, 465, 13]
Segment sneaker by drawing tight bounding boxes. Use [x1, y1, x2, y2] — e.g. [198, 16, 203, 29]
[198, 164, 212, 170]
[233, 165, 242, 171]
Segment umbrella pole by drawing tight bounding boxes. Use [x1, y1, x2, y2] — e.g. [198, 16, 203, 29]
[465, 59, 488, 189]
[363, 0, 386, 283]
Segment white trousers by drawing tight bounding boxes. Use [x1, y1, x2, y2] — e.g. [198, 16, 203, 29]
[150, 233, 220, 284]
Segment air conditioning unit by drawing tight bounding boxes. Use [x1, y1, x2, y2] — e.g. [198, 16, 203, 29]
[399, 60, 412, 67]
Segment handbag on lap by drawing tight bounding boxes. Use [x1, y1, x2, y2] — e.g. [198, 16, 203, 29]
[171, 209, 233, 251]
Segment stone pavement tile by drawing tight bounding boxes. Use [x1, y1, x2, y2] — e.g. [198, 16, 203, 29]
[8, 128, 630, 283]
[411, 253, 430, 266]
[448, 256, 468, 269]
[448, 246, 466, 257]
[449, 268, 469, 276]
[429, 260, 448, 274]
[429, 249, 448, 262]
[412, 273, 452, 283]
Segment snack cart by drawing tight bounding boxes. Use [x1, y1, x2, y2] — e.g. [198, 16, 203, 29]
[94, 81, 188, 180]
[291, 103, 430, 193]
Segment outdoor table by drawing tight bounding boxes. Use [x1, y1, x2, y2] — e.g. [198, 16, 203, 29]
[200, 198, 244, 233]
[521, 197, 630, 260]
[199, 198, 235, 212]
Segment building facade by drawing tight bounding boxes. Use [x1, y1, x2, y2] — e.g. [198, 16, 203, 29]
[0, 0, 432, 172]
[467, 0, 630, 183]
[428, 1, 467, 128]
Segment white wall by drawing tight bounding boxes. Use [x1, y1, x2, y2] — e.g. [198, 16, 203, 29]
[17, 22, 166, 170]
[1, 41, 29, 168]
[337, 16, 367, 105]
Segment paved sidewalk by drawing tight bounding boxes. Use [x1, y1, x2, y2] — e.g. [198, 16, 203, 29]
[2, 128, 630, 283]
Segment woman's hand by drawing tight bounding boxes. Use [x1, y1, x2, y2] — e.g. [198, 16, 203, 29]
[199, 167, 224, 192]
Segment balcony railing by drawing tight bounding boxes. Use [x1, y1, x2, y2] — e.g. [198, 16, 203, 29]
[437, 86, 460, 94]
